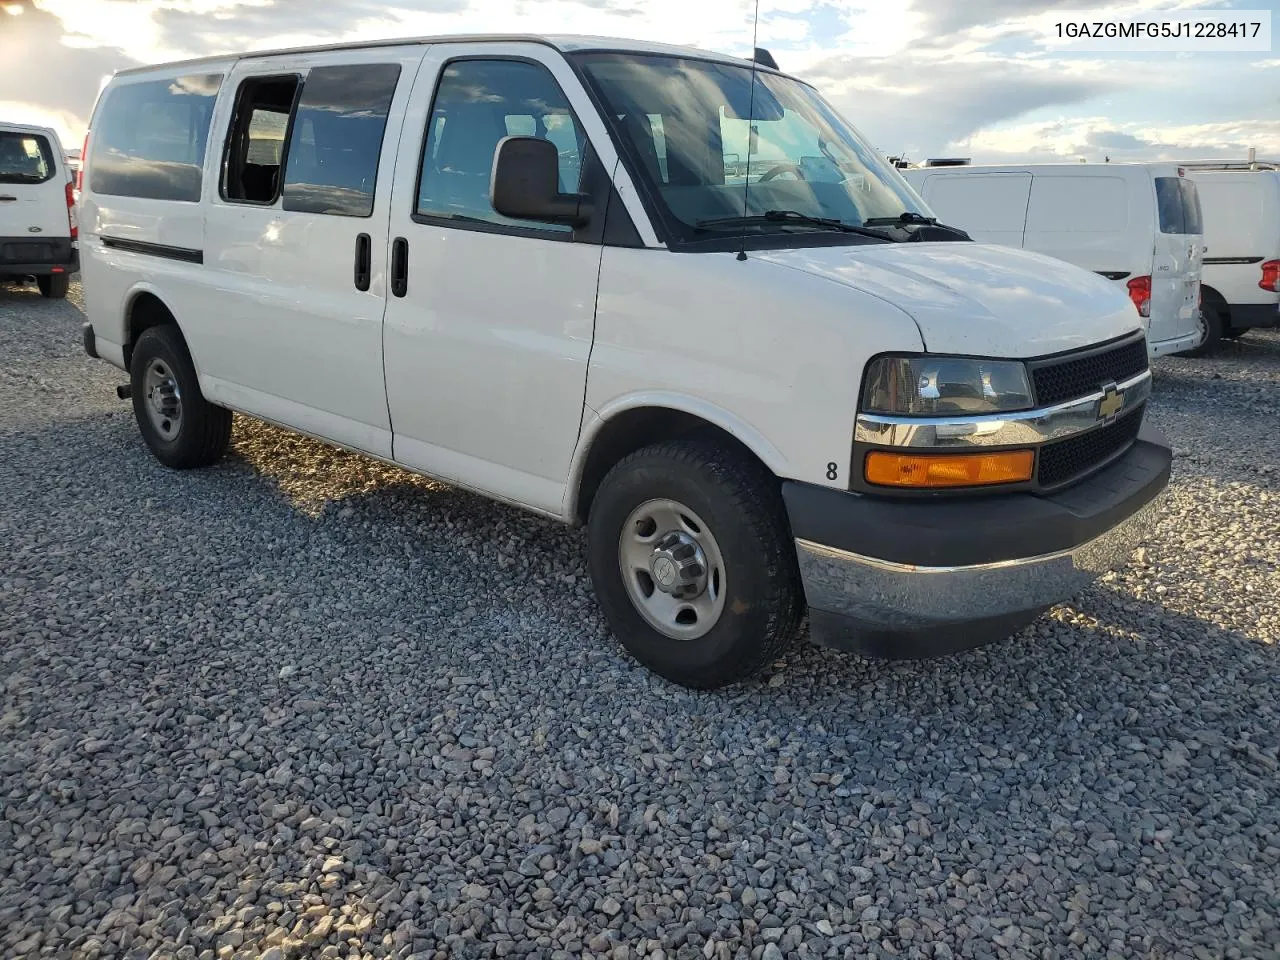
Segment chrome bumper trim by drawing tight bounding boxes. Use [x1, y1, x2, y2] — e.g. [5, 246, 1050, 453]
[855, 370, 1151, 449]
[795, 494, 1162, 631]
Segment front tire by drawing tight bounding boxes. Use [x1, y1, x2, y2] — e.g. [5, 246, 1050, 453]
[130, 325, 231, 469]
[587, 440, 804, 689]
[37, 273, 69, 299]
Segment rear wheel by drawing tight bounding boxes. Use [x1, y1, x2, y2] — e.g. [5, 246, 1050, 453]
[1185, 301, 1224, 357]
[37, 274, 69, 299]
[587, 439, 804, 689]
[130, 325, 231, 469]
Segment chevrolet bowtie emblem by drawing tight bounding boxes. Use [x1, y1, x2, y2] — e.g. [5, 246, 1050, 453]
[1098, 383, 1124, 422]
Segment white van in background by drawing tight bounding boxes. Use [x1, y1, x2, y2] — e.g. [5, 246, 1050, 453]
[1183, 161, 1280, 349]
[0, 121, 77, 298]
[903, 164, 1205, 357]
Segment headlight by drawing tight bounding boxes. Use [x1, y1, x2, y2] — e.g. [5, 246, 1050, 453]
[862, 356, 1033, 416]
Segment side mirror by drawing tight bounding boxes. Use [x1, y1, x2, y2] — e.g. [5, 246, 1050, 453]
[490, 136, 589, 227]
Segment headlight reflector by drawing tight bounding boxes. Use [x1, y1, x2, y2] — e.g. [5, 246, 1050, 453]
[863, 356, 1033, 416]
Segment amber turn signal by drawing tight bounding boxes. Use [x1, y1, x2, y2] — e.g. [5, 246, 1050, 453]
[865, 450, 1035, 488]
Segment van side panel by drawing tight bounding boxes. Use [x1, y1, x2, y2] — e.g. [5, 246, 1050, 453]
[910, 172, 1031, 247]
[1023, 174, 1136, 276]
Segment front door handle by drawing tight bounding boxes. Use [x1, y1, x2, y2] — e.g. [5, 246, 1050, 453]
[390, 237, 408, 298]
[354, 233, 371, 291]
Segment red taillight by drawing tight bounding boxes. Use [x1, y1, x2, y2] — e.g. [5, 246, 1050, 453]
[76, 133, 87, 193]
[1261, 260, 1280, 293]
[65, 179, 78, 240]
[1127, 275, 1151, 318]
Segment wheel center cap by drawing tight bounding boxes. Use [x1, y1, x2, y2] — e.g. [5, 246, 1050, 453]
[648, 531, 708, 597]
[652, 556, 678, 587]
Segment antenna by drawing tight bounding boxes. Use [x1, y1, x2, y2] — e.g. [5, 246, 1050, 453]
[737, 0, 762, 262]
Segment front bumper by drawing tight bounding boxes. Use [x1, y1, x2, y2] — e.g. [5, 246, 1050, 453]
[786, 423, 1172, 658]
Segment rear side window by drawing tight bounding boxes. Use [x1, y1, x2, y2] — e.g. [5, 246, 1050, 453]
[281, 64, 401, 217]
[0, 132, 55, 184]
[91, 74, 222, 202]
[1155, 176, 1202, 235]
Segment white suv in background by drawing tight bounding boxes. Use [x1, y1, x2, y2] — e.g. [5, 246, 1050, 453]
[79, 35, 1171, 688]
[0, 121, 77, 298]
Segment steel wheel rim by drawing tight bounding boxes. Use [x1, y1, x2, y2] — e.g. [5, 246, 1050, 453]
[618, 499, 726, 641]
[143, 358, 183, 441]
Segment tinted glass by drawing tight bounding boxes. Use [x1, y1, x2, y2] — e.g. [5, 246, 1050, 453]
[575, 53, 927, 244]
[1179, 178, 1203, 235]
[91, 74, 222, 202]
[0, 132, 54, 184]
[1155, 176, 1186, 234]
[282, 63, 401, 217]
[417, 59, 585, 233]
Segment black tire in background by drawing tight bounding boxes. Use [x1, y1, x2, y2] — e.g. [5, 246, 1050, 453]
[587, 439, 804, 689]
[130, 325, 232, 469]
[37, 273, 70, 299]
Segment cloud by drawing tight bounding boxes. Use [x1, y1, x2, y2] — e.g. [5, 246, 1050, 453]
[968, 116, 1280, 162]
[0, 1, 135, 141]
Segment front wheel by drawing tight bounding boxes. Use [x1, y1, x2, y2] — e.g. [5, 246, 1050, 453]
[130, 325, 232, 469]
[587, 440, 804, 689]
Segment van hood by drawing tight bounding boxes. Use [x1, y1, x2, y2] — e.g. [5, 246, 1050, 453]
[757, 242, 1143, 357]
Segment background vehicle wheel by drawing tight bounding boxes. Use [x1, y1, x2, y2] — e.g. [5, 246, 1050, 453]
[37, 273, 69, 299]
[587, 439, 804, 689]
[1185, 301, 1224, 357]
[130, 325, 231, 469]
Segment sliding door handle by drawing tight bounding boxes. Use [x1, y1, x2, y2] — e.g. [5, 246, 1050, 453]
[390, 236, 408, 298]
[354, 233, 371, 291]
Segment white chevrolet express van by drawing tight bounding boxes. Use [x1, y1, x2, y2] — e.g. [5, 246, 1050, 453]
[79, 36, 1172, 688]
[1184, 162, 1280, 349]
[0, 121, 77, 298]
[903, 163, 1205, 357]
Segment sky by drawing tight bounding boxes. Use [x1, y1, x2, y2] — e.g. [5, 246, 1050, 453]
[0, 0, 1277, 163]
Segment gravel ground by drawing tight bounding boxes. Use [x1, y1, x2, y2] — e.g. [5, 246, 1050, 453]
[1, 280, 1277, 960]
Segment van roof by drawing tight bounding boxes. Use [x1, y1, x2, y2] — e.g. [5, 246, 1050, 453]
[908, 162, 1184, 178]
[111, 33, 775, 79]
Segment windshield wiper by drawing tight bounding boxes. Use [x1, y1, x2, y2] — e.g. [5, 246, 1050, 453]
[863, 212, 938, 226]
[695, 210, 893, 241]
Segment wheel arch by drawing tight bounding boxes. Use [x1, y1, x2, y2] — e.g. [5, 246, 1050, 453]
[1200, 283, 1231, 324]
[566, 394, 788, 525]
[121, 285, 185, 370]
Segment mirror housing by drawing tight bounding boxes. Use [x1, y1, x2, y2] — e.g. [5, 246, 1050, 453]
[490, 136, 589, 227]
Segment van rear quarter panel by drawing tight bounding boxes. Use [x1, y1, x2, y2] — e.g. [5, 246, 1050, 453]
[584, 247, 924, 490]
[81, 64, 236, 364]
[1194, 172, 1280, 309]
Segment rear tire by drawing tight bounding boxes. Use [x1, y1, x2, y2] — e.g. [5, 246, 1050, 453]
[1185, 301, 1224, 357]
[37, 274, 69, 299]
[130, 325, 231, 469]
[587, 439, 804, 689]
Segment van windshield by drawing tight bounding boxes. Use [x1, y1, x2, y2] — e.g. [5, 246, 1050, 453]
[573, 53, 927, 246]
[0, 131, 55, 184]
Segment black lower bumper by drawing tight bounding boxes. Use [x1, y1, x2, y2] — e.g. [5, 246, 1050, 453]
[1227, 302, 1279, 331]
[0, 236, 78, 277]
[785, 423, 1173, 658]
